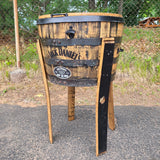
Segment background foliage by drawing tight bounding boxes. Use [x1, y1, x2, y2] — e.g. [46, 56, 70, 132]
[0, 0, 159, 83]
[0, 0, 159, 39]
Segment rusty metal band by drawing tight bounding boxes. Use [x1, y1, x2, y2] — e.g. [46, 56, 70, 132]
[45, 56, 118, 67]
[114, 37, 122, 43]
[45, 58, 99, 67]
[48, 75, 97, 87]
[40, 38, 102, 46]
[40, 37, 122, 47]
[37, 16, 124, 25]
[47, 72, 116, 86]
[45, 55, 118, 67]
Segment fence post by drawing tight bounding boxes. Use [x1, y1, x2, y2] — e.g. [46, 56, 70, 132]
[13, 0, 20, 68]
[118, 0, 123, 15]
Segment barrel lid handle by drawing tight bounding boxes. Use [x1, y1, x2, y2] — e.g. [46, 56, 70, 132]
[51, 13, 68, 18]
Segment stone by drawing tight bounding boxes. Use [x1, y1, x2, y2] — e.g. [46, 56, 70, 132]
[9, 68, 26, 83]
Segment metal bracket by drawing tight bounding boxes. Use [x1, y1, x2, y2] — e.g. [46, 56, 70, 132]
[45, 58, 99, 67]
[40, 38, 102, 47]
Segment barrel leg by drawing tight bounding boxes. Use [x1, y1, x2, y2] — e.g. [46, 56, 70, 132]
[68, 87, 75, 121]
[37, 40, 53, 144]
[96, 38, 115, 156]
[108, 82, 115, 130]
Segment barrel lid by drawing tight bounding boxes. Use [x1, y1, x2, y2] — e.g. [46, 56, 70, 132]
[37, 12, 124, 25]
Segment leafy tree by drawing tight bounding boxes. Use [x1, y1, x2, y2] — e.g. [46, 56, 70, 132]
[89, 0, 96, 10]
[123, 0, 160, 26]
[123, 0, 142, 26]
[96, 0, 160, 26]
[0, 0, 14, 33]
[138, 0, 160, 18]
[0, 0, 160, 37]
[17, 0, 88, 37]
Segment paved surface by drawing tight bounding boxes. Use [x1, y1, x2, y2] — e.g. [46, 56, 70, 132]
[0, 104, 160, 160]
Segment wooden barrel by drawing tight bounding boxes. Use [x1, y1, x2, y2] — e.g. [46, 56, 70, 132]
[37, 13, 124, 87]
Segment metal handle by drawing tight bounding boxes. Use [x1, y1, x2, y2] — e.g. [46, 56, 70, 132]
[51, 13, 68, 17]
[117, 48, 124, 53]
[119, 48, 124, 52]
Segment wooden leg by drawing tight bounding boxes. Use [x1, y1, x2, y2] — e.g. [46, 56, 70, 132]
[108, 82, 115, 130]
[68, 86, 75, 121]
[96, 38, 115, 156]
[37, 40, 53, 144]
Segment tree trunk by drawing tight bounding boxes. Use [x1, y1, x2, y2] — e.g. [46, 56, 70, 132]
[103, 0, 108, 8]
[89, 0, 95, 10]
[118, 0, 123, 15]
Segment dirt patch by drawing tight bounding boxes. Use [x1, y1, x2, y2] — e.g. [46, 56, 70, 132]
[0, 70, 159, 107]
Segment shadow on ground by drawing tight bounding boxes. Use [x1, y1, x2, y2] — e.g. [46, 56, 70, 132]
[0, 104, 160, 160]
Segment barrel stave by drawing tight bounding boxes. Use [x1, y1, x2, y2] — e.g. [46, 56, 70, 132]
[37, 13, 124, 86]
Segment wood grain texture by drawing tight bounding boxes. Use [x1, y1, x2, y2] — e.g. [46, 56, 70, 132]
[108, 82, 115, 130]
[13, 0, 20, 68]
[110, 22, 117, 37]
[117, 23, 124, 37]
[68, 87, 75, 121]
[100, 22, 110, 38]
[111, 43, 121, 76]
[37, 40, 53, 144]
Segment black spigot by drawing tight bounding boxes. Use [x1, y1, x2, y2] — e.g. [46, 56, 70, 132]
[65, 26, 76, 39]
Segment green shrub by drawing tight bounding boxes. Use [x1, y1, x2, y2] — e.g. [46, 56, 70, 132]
[21, 43, 38, 62]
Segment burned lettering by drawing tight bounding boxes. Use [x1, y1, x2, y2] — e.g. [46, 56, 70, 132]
[48, 48, 81, 60]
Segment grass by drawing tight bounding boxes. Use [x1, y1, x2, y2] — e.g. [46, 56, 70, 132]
[0, 46, 16, 67]
[0, 43, 39, 79]
[0, 86, 16, 96]
[118, 27, 160, 83]
[123, 27, 160, 43]
[0, 27, 159, 84]
[0, 89, 7, 96]
[21, 43, 39, 72]
[117, 51, 160, 83]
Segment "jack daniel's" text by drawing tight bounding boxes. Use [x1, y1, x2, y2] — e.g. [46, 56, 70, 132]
[48, 48, 80, 60]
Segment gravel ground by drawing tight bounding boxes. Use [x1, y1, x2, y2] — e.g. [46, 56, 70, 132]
[0, 104, 160, 160]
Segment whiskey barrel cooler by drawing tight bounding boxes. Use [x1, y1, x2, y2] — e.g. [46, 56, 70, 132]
[37, 13, 124, 87]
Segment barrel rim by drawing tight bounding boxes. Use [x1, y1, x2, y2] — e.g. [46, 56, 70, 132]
[38, 12, 123, 19]
[37, 12, 124, 25]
